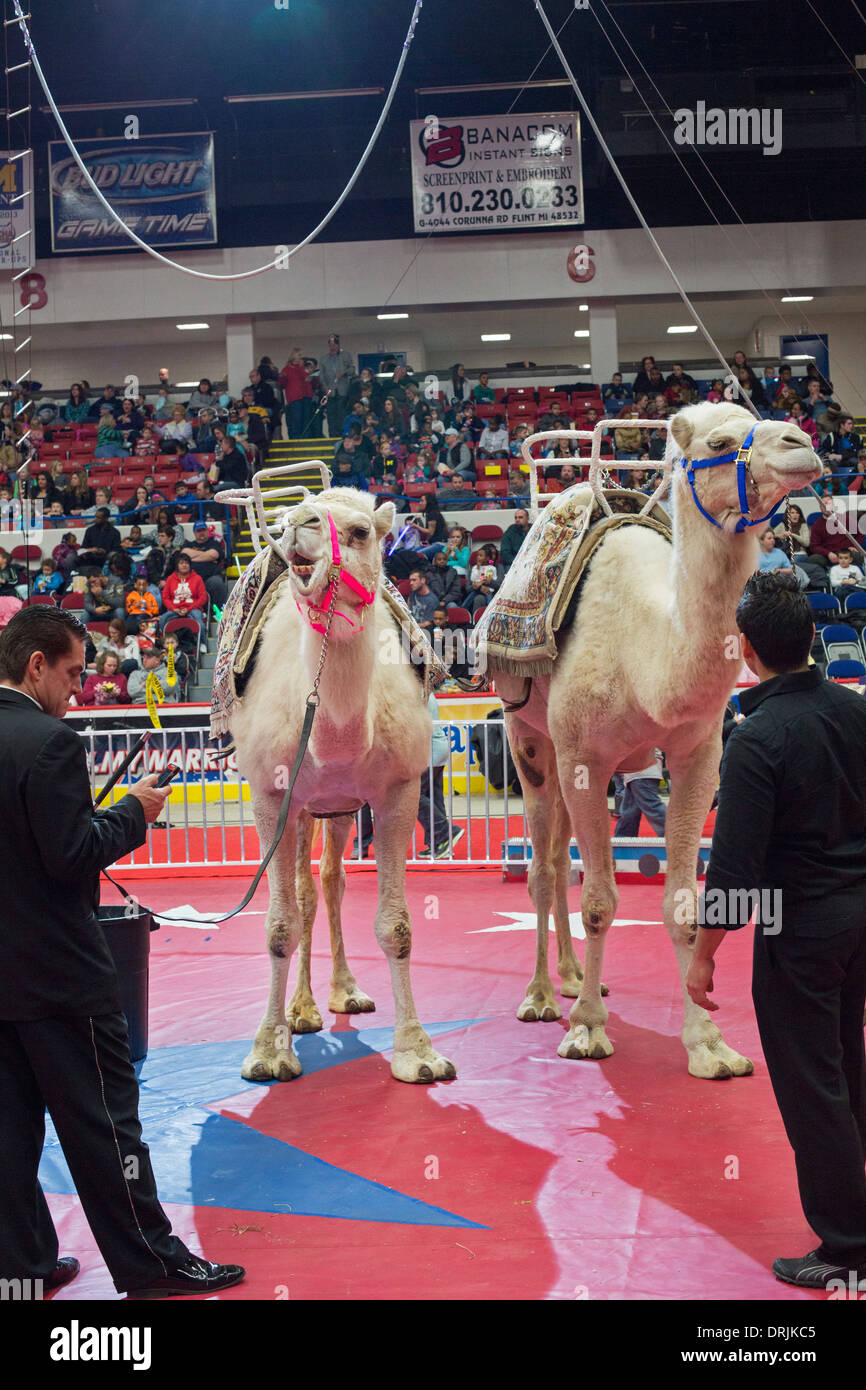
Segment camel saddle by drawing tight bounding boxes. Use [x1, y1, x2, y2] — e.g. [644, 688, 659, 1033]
[477, 484, 672, 677]
[210, 546, 450, 742]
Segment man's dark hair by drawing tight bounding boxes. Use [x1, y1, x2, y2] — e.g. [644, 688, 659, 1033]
[735, 572, 814, 673]
[0, 607, 86, 682]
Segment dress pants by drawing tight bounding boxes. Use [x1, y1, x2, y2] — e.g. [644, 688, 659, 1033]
[0, 1011, 190, 1291]
[614, 775, 667, 838]
[752, 918, 866, 1267]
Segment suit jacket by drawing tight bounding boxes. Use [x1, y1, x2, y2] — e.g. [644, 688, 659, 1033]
[0, 687, 147, 1019]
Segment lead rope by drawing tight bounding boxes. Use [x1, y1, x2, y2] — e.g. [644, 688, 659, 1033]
[101, 575, 341, 926]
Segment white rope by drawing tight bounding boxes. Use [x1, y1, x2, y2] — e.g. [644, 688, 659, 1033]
[533, 0, 762, 423]
[11, 0, 423, 282]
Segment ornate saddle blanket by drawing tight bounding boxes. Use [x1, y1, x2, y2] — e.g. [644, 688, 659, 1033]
[210, 546, 449, 741]
[476, 485, 672, 677]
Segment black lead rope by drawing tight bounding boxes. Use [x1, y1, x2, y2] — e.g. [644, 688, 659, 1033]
[101, 697, 318, 926]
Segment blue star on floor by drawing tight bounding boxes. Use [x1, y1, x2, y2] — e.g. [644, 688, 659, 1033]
[39, 1020, 489, 1229]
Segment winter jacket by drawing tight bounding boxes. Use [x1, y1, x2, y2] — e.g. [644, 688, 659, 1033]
[162, 569, 207, 614]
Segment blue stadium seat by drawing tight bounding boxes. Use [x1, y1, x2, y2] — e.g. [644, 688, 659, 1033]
[807, 592, 841, 626]
[826, 659, 866, 680]
[821, 623, 862, 665]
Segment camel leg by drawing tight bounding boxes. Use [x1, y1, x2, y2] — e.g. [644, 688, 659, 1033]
[556, 754, 618, 1060]
[369, 780, 456, 1082]
[320, 815, 376, 1015]
[242, 796, 304, 1082]
[551, 789, 601, 998]
[508, 725, 565, 1022]
[663, 731, 753, 1080]
[287, 811, 324, 1034]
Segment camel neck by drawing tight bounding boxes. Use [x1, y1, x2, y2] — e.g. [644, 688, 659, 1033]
[298, 609, 377, 728]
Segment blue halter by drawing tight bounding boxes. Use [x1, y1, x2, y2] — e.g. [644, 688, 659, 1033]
[680, 425, 781, 533]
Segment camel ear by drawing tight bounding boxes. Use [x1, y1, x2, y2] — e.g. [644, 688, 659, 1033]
[373, 501, 396, 539]
[670, 410, 694, 452]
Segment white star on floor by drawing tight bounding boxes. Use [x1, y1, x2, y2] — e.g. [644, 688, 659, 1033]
[469, 911, 663, 939]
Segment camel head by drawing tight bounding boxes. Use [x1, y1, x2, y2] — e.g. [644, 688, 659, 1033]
[669, 401, 821, 534]
[278, 487, 395, 639]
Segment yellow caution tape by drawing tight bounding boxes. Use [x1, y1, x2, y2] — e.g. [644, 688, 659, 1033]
[145, 671, 165, 729]
[165, 643, 176, 688]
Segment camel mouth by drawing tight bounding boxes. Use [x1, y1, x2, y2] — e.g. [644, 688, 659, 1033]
[288, 552, 325, 593]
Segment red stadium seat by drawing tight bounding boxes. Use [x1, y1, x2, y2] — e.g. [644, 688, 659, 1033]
[471, 524, 504, 542]
[60, 592, 85, 609]
[23, 595, 56, 607]
[474, 402, 496, 420]
[507, 387, 536, 403]
[396, 579, 411, 598]
[475, 460, 507, 480]
[404, 482, 436, 497]
[446, 606, 471, 625]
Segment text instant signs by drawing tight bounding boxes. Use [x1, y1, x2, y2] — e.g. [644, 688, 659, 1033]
[48, 134, 217, 253]
[410, 113, 583, 234]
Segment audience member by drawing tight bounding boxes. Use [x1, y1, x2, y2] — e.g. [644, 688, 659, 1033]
[407, 567, 438, 630]
[501, 508, 532, 570]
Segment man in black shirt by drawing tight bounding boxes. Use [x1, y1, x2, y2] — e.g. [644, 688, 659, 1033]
[687, 572, 866, 1288]
[0, 608, 244, 1296]
[78, 507, 122, 570]
[180, 519, 227, 608]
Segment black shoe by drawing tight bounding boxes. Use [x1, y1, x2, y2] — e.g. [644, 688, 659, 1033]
[772, 1250, 863, 1289]
[126, 1254, 246, 1299]
[45, 1257, 80, 1290]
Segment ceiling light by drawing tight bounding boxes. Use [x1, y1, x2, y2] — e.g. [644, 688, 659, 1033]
[578, 303, 588, 311]
[782, 354, 813, 360]
[481, 333, 511, 342]
[377, 312, 409, 320]
[781, 295, 813, 303]
[174, 381, 202, 388]
[0, 333, 12, 341]
[573, 330, 589, 338]
[580, 363, 591, 370]
[176, 322, 210, 331]
[667, 325, 698, 334]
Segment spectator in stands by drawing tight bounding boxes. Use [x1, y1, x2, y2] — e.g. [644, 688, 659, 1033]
[238, 388, 271, 453]
[94, 405, 129, 460]
[804, 360, 834, 396]
[646, 365, 666, 397]
[707, 378, 725, 403]
[477, 487, 503, 511]
[32, 559, 63, 598]
[348, 365, 384, 417]
[158, 405, 193, 452]
[647, 393, 670, 421]
[407, 567, 437, 631]
[52, 533, 80, 584]
[78, 508, 122, 570]
[247, 368, 279, 435]
[127, 643, 179, 704]
[501, 509, 532, 571]
[187, 379, 217, 413]
[614, 406, 644, 461]
[102, 551, 132, 608]
[78, 649, 129, 706]
[444, 526, 471, 578]
[192, 477, 225, 522]
[786, 398, 818, 445]
[437, 474, 471, 510]
[85, 486, 119, 521]
[807, 495, 843, 573]
[477, 413, 509, 459]
[631, 357, 657, 396]
[438, 427, 473, 481]
[467, 544, 503, 617]
[88, 384, 121, 420]
[117, 397, 144, 441]
[757, 527, 807, 587]
[26, 470, 58, 509]
[802, 378, 831, 420]
[457, 400, 484, 444]
[408, 495, 448, 558]
[510, 422, 531, 458]
[473, 371, 496, 404]
[319, 334, 355, 438]
[134, 423, 159, 459]
[180, 520, 227, 609]
[820, 416, 861, 481]
[508, 468, 530, 499]
[664, 363, 698, 401]
[151, 391, 173, 422]
[193, 409, 217, 454]
[427, 550, 463, 607]
[450, 363, 472, 405]
[46, 501, 67, 530]
[0, 548, 23, 601]
[603, 373, 628, 407]
[829, 548, 865, 599]
[544, 438, 573, 464]
[648, 427, 668, 461]
[538, 399, 570, 433]
[279, 348, 315, 438]
[209, 432, 249, 492]
[61, 382, 89, 423]
[735, 367, 768, 410]
[96, 618, 140, 677]
[773, 504, 811, 554]
[380, 396, 406, 440]
[125, 574, 160, 630]
[84, 574, 122, 624]
[557, 462, 579, 488]
[160, 555, 207, 640]
[145, 525, 181, 589]
[162, 630, 190, 693]
[814, 463, 845, 498]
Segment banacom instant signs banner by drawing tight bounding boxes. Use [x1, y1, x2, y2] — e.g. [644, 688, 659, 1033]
[48, 133, 217, 253]
[409, 112, 582, 233]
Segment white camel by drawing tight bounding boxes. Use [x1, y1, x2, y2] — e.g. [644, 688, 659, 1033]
[489, 401, 820, 1078]
[231, 486, 456, 1084]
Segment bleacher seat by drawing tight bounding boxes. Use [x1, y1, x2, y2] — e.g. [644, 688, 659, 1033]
[827, 659, 866, 680]
[507, 387, 536, 403]
[807, 593, 841, 626]
[446, 606, 472, 625]
[821, 624, 862, 665]
[475, 460, 507, 480]
[60, 593, 85, 610]
[23, 595, 55, 607]
[471, 524, 504, 542]
[844, 591, 866, 621]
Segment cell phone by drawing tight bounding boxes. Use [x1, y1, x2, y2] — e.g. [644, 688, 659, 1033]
[156, 767, 180, 788]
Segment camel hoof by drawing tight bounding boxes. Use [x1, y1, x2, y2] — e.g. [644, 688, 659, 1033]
[517, 994, 562, 1023]
[557, 1024, 614, 1061]
[289, 1014, 322, 1034]
[241, 1049, 302, 1083]
[391, 1049, 456, 1084]
[687, 1041, 753, 1080]
[329, 988, 376, 1015]
[559, 978, 609, 999]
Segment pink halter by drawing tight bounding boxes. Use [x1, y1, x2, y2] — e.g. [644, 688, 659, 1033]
[296, 512, 376, 635]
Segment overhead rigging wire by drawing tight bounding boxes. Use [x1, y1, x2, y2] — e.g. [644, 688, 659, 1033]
[533, 0, 762, 421]
[588, 0, 863, 409]
[9, 0, 424, 282]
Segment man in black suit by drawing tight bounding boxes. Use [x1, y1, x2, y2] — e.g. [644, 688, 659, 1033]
[687, 572, 866, 1289]
[0, 607, 245, 1298]
[77, 507, 122, 571]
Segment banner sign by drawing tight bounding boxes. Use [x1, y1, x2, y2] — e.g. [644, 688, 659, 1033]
[410, 112, 582, 234]
[0, 152, 33, 269]
[48, 133, 217, 253]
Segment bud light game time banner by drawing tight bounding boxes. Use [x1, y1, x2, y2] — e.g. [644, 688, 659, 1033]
[48, 133, 217, 253]
[410, 112, 583, 234]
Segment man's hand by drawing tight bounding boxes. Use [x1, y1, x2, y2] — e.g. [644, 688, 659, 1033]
[686, 956, 719, 1012]
[126, 773, 173, 824]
